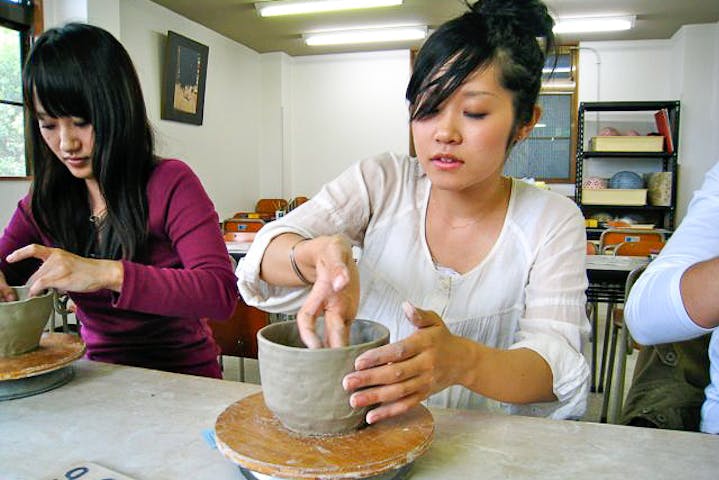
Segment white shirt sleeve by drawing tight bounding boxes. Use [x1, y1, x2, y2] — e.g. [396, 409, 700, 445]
[505, 190, 591, 418]
[625, 161, 719, 344]
[236, 155, 375, 313]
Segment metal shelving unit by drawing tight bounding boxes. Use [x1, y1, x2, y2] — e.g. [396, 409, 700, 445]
[575, 101, 680, 239]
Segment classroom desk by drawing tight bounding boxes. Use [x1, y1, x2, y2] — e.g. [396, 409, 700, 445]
[585, 254, 650, 396]
[2, 359, 718, 479]
[585, 254, 650, 302]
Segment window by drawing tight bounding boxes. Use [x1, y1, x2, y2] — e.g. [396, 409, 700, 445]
[504, 46, 578, 183]
[0, 0, 38, 178]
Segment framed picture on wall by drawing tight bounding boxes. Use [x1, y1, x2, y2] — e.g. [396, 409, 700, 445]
[161, 31, 209, 125]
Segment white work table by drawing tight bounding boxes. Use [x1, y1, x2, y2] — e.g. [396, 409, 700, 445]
[1, 359, 718, 479]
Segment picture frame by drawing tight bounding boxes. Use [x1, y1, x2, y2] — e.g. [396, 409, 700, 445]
[161, 31, 209, 125]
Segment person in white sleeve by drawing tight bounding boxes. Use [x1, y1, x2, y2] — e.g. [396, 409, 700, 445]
[625, 161, 719, 434]
[238, 0, 590, 424]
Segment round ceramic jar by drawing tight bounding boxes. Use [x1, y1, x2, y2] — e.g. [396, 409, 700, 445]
[0, 286, 54, 357]
[582, 176, 608, 190]
[258, 318, 389, 436]
[609, 171, 644, 189]
[647, 172, 672, 206]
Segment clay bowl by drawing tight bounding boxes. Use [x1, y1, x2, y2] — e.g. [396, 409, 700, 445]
[0, 286, 54, 357]
[258, 318, 389, 436]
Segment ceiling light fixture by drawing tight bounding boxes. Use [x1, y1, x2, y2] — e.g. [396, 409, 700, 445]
[553, 15, 635, 34]
[255, 0, 403, 18]
[304, 25, 427, 46]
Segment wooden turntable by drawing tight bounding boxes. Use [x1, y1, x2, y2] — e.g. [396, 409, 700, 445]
[0, 333, 85, 400]
[215, 392, 434, 479]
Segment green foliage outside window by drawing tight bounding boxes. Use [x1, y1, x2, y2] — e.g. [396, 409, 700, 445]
[0, 25, 27, 176]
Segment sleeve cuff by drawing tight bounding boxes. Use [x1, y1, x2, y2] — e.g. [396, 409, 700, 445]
[509, 331, 590, 403]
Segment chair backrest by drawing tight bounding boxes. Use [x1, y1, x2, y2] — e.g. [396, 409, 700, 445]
[613, 240, 666, 257]
[599, 228, 666, 254]
[625, 264, 647, 300]
[288, 196, 309, 211]
[586, 241, 598, 255]
[207, 297, 269, 359]
[223, 218, 265, 233]
[255, 198, 288, 214]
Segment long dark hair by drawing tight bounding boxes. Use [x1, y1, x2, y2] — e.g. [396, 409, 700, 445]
[407, 0, 555, 138]
[23, 22, 155, 261]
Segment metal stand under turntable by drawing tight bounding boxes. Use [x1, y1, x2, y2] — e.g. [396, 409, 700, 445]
[215, 392, 434, 480]
[0, 333, 85, 401]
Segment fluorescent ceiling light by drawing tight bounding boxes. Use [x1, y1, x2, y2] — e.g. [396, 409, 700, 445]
[256, 0, 402, 17]
[542, 66, 572, 74]
[304, 25, 427, 46]
[553, 15, 635, 34]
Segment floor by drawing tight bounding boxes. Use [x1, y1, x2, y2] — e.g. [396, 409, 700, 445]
[221, 302, 637, 425]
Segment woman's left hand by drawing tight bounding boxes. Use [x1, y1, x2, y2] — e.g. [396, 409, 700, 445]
[342, 302, 469, 425]
[6, 244, 123, 297]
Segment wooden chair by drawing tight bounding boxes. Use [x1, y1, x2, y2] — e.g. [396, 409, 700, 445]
[206, 256, 269, 382]
[223, 218, 265, 233]
[592, 229, 666, 391]
[207, 297, 269, 382]
[586, 241, 598, 255]
[613, 240, 666, 257]
[599, 228, 666, 255]
[255, 198, 288, 215]
[600, 264, 647, 423]
[287, 196, 309, 211]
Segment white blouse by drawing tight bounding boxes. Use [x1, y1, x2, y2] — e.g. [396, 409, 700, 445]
[238, 152, 590, 419]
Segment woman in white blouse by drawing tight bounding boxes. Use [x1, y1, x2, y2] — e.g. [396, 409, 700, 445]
[238, 0, 590, 423]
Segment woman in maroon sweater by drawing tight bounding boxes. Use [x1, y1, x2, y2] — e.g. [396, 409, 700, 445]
[0, 23, 237, 377]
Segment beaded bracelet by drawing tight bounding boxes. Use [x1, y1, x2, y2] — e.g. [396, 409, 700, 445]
[289, 238, 312, 285]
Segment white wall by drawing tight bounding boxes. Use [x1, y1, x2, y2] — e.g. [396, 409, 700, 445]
[119, 0, 262, 220]
[668, 23, 719, 219]
[289, 51, 411, 196]
[578, 40, 672, 104]
[259, 52, 293, 199]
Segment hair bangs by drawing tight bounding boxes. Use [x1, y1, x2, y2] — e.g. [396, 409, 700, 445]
[408, 11, 495, 121]
[24, 47, 91, 121]
[410, 46, 492, 121]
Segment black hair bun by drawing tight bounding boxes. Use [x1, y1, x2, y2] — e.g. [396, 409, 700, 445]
[471, 0, 554, 42]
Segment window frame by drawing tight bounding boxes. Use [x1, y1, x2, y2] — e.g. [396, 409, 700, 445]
[505, 45, 579, 184]
[0, 0, 42, 180]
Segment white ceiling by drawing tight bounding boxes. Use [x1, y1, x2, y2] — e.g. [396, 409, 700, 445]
[148, 0, 719, 56]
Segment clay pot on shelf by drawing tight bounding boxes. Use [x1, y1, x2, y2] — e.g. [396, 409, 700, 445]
[258, 318, 389, 436]
[646, 172, 672, 206]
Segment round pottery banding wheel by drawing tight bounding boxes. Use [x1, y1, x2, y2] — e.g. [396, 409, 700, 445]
[0, 333, 85, 381]
[215, 392, 434, 479]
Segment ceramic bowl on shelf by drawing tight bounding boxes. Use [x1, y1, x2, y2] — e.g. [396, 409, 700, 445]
[582, 176, 608, 190]
[599, 126, 621, 136]
[0, 286, 54, 357]
[609, 171, 644, 189]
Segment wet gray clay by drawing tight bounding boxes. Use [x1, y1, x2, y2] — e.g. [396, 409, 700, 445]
[0, 286, 54, 357]
[258, 318, 389, 436]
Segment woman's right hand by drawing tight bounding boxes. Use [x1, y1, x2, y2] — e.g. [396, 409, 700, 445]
[294, 235, 359, 349]
[0, 271, 16, 302]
